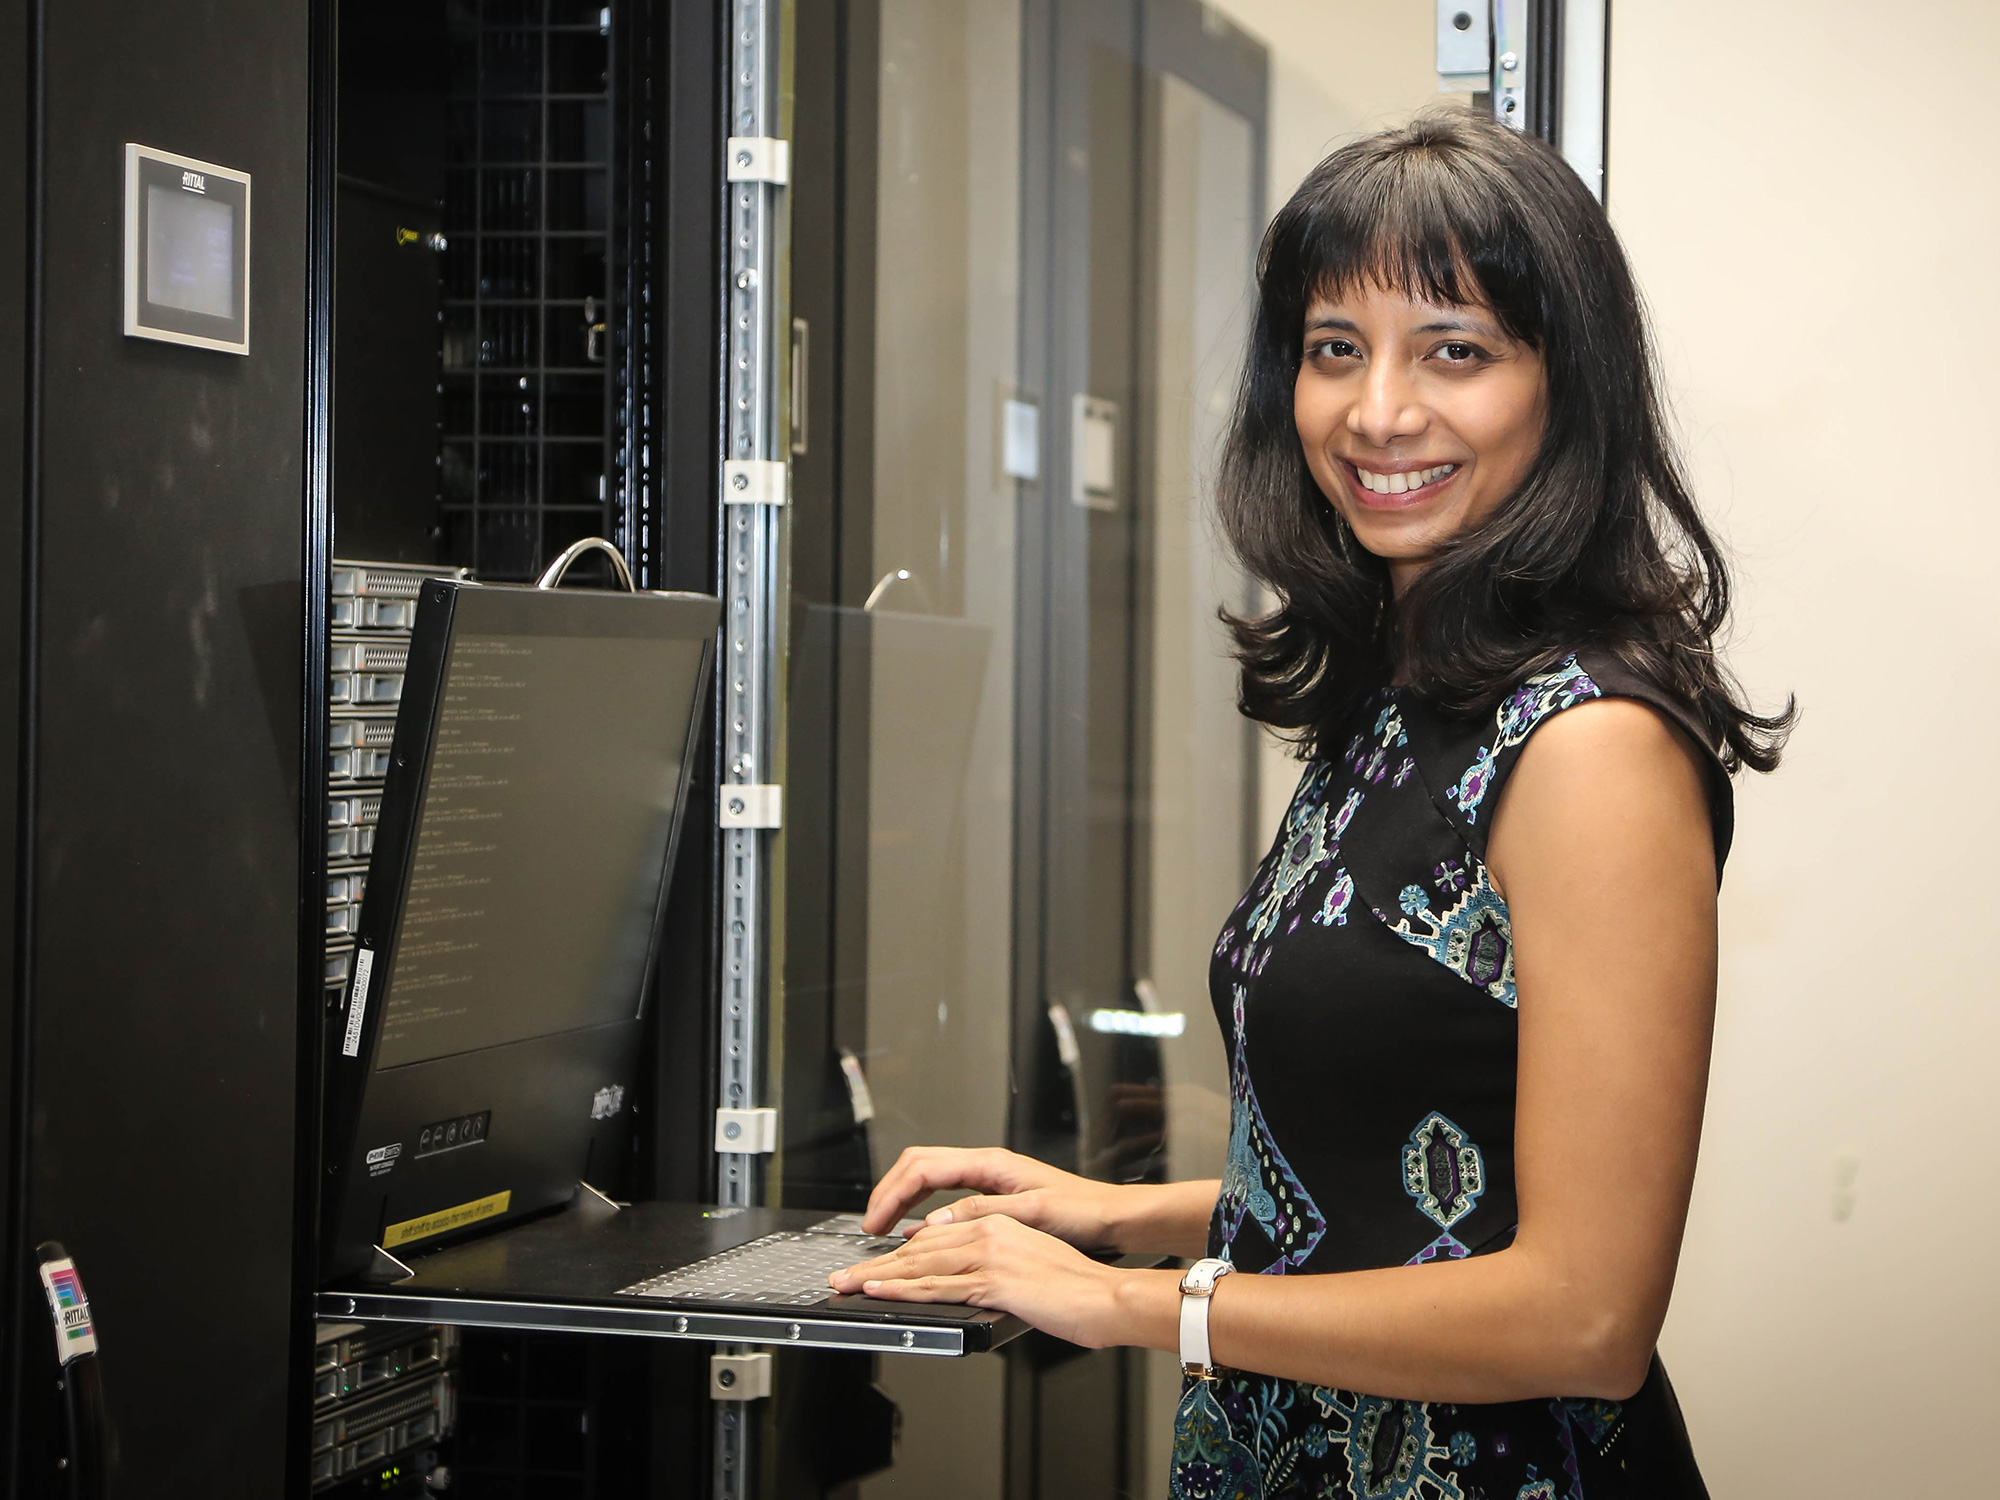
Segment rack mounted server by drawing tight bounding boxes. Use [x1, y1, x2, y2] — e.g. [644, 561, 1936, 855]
[321, 560, 467, 1495]
[324, 561, 465, 1011]
[311, 1321, 460, 1492]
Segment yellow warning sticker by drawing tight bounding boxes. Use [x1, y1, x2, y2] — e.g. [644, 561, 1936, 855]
[382, 1189, 512, 1250]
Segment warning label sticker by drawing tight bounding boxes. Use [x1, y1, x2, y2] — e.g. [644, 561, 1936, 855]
[381, 1189, 513, 1250]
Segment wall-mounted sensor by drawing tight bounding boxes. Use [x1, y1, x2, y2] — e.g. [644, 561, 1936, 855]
[1436, 0, 1491, 92]
[123, 143, 251, 355]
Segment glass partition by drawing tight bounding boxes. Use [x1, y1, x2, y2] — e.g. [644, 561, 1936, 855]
[783, 2, 1490, 1493]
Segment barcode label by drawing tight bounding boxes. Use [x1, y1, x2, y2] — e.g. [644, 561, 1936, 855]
[342, 947, 375, 1058]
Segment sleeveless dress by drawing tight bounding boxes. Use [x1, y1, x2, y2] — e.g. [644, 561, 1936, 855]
[1170, 648, 1728, 1500]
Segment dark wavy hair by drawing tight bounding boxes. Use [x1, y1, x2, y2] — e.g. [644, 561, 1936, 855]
[1220, 112, 1791, 772]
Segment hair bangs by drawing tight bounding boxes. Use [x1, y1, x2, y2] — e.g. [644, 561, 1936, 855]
[1277, 119, 1549, 351]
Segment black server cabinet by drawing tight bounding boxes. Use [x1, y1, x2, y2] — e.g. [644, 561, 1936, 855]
[3, 0, 312, 1495]
[0, 1, 729, 1496]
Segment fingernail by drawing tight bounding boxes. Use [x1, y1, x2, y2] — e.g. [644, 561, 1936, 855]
[926, 1207, 952, 1225]
[863, 1280, 883, 1292]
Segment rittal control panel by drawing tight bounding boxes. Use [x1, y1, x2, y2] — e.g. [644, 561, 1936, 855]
[123, 143, 251, 355]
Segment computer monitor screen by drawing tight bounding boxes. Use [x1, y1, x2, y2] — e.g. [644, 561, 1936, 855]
[376, 627, 706, 1069]
[322, 580, 718, 1279]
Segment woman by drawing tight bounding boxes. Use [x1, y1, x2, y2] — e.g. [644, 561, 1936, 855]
[831, 112, 1789, 1498]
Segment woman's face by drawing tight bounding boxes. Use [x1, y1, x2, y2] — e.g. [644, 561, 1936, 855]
[1294, 280, 1547, 594]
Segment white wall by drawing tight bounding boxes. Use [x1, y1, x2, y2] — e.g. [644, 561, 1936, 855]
[1609, 3, 2000, 1491]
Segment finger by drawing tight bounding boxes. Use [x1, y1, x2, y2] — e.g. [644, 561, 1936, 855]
[857, 1272, 987, 1305]
[863, 1148, 1010, 1233]
[862, 1148, 971, 1233]
[832, 1223, 981, 1284]
[922, 1190, 1036, 1228]
[829, 1224, 993, 1291]
[860, 1154, 935, 1233]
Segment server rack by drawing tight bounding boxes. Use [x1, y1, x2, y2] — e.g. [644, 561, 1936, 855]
[303, 3, 730, 1496]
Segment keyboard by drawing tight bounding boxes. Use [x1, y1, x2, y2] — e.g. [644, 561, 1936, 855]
[617, 1221, 906, 1307]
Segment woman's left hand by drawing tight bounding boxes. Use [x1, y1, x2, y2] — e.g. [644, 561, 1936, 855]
[828, 1214, 1126, 1349]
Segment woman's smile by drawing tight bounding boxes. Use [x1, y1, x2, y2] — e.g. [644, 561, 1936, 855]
[1341, 458, 1463, 509]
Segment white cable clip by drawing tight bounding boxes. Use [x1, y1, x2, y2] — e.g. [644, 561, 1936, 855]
[710, 1351, 774, 1401]
[719, 784, 782, 829]
[714, 1107, 778, 1154]
[722, 459, 787, 507]
[725, 136, 790, 185]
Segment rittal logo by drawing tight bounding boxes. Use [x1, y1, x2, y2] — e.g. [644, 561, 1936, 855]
[180, 169, 206, 194]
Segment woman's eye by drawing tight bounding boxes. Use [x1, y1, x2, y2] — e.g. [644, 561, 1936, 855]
[1307, 338, 1358, 361]
[1435, 341, 1482, 363]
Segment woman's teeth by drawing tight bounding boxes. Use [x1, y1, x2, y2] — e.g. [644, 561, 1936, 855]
[1354, 463, 1457, 495]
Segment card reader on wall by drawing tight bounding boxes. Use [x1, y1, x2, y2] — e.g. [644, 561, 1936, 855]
[123, 143, 251, 355]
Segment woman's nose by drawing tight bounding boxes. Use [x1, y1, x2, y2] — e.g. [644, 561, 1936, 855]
[1346, 362, 1427, 448]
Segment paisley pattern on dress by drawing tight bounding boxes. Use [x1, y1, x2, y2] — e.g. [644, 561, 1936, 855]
[1378, 865, 1517, 1005]
[1169, 1376, 1472, 1500]
[1217, 985, 1327, 1272]
[1191, 648, 1723, 1499]
[1170, 1379, 1265, 1500]
[1447, 657, 1602, 824]
[1402, 1112, 1485, 1230]
[1310, 1388, 1468, 1500]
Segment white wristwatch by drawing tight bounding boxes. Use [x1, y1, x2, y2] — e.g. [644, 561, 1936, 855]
[1178, 1257, 1235, 1379]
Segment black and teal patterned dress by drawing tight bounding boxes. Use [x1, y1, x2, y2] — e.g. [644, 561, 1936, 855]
[1171, 647, 1727, 1500]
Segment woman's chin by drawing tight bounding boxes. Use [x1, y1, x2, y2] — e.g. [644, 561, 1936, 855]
[1342, 511, 1454, 567]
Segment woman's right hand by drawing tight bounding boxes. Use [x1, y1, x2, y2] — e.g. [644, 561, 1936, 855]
[861, 1146, 1134, 1251]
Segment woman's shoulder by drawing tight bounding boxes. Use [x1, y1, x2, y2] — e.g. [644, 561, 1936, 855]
[1406, 645, 1734, 871]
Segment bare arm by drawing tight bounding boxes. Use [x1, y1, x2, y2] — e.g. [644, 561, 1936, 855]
[840, 698, 1717, 1403]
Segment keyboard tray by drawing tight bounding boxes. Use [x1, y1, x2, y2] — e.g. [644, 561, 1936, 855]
[315, 1197, 1028, 1357]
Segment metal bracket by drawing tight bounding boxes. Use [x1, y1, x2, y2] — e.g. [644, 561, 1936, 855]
[725, 135, 790, 185]
[710, 1351, 774, 1401]
[1070, 395, 1118, 511]
[713, 1107, 778, 1154]
[1434, 0, 1491, 92]
[722, 458, 787, 507]
[362, 1245, 414, 1285]
[718, 784, 782, 830]
[1490, 0, 1528, 130]
[572, 1181, 623, 1224]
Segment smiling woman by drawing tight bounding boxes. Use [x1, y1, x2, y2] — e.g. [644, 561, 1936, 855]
[1222, 115, 1790, 763]
[832, 113, 1792, 1500]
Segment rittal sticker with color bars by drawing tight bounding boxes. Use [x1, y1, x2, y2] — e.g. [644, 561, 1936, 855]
[38, 1257, 97, 1363]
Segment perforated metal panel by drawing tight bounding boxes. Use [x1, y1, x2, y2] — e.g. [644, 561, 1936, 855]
[438, 0, 621, 581]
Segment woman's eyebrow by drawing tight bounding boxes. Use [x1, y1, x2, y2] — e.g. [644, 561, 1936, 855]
[1413, 315, 1497, 336]
[1303, 314, 1358, 334]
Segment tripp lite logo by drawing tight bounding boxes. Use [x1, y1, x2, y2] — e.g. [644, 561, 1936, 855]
[47, 1267, 90, 1341]
[180, 169, 206, 193]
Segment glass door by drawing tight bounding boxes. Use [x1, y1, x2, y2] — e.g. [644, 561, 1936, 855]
[781, 2, 1268, 1493]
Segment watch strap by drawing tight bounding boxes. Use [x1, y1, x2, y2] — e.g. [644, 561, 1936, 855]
[1178, 1257, 1233, 1378]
